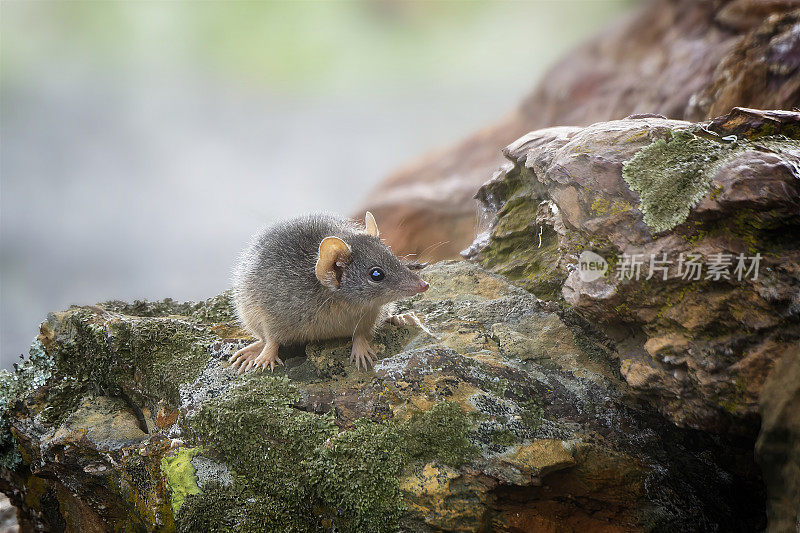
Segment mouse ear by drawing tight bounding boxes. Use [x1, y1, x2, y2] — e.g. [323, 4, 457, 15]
[316, 236, 352, 289]
[364, 211, 380, 237]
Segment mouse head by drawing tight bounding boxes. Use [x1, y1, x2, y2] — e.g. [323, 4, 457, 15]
[315, 212, 429, 304]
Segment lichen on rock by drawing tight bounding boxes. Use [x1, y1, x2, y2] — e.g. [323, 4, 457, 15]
[622, 128, 800, 232]
[622, 129, 727, 232]
[0, 340, 53, 470]
[161, 447, 203, 514]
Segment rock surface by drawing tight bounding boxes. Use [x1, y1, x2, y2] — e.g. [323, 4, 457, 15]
[463, 108, 799, 532]
[0, 262, 765, 531]
[466, 108, 800, 437]
[0, 494, 18, 533]
[358, 2, 800, 261]
[755, 345, 800, 533]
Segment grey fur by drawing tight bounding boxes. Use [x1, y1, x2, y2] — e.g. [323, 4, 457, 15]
[233, 213, 425, 346]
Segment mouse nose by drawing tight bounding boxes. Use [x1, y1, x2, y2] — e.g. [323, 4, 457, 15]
[417, 280, 429, 293]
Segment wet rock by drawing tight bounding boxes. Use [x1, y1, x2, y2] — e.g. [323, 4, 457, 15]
[0, 262, 765, 531]
[466, 109, 800, 440]
[358, 2, 800, 262]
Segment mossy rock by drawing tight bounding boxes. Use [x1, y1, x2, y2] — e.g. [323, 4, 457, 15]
[469, 113, 800, 438]
[1, 262, 766, 531]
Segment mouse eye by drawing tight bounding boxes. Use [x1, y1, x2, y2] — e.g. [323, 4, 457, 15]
[369, 267, 385, 282]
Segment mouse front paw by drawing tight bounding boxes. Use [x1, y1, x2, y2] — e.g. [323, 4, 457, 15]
[350, 335, 377, 371]
[228, 339, 282, 373]
[386, 312, 423, 328]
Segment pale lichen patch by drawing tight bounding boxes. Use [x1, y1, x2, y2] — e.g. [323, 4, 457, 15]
[622, 129, 799, 232]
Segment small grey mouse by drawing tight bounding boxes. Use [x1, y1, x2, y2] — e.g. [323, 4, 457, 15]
[229, 212, 429, 372]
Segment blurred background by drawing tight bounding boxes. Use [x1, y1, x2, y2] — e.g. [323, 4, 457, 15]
[1, 1, 635, 369]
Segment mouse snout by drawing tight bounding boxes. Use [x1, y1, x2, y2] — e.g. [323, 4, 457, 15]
[416, 279, 429, 293]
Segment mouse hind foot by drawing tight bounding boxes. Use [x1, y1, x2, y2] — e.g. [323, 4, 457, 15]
[228, 339, 283, 373]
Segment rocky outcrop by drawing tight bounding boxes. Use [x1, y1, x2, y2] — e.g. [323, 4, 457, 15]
[466, 108, 800, 436]
[359, 1, 800, 261]
[463, 108, 799, 531]
[0, 262, 766, 531]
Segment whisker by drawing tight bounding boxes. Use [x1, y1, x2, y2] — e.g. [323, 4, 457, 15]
[395, 215, 409, 233]
[418, 240, 451, 259]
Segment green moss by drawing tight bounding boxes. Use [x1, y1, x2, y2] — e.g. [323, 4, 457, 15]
[680, 221, 710, 247]
[484, 376, 509, 398]
[756, 135, 800, 153]
[35, 380, 89, 427]
[519, 398, 544, 432]
[191, 291, 237, 324]
[162, 447, 203, 514]
[481, 221, 565, 301]
[400, 400, 479, 468]
[494, 196, 539, 235]
[102, 291, 236, 324]
[50, 310, 113, 385]
[180, 374, 338, 532]
[726, 208, 780, 255]
[176, 483, 247, 533]
[474, 167, 567, 300]
[312, 420, 405, 533]
[48, 310, 215, 408]
[101, 298, 200, 318]
[677, 204, 797, 262]
[179, 386, 477, 532]
[489, 428, 518, 447]
[108, 318, 214, 405]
